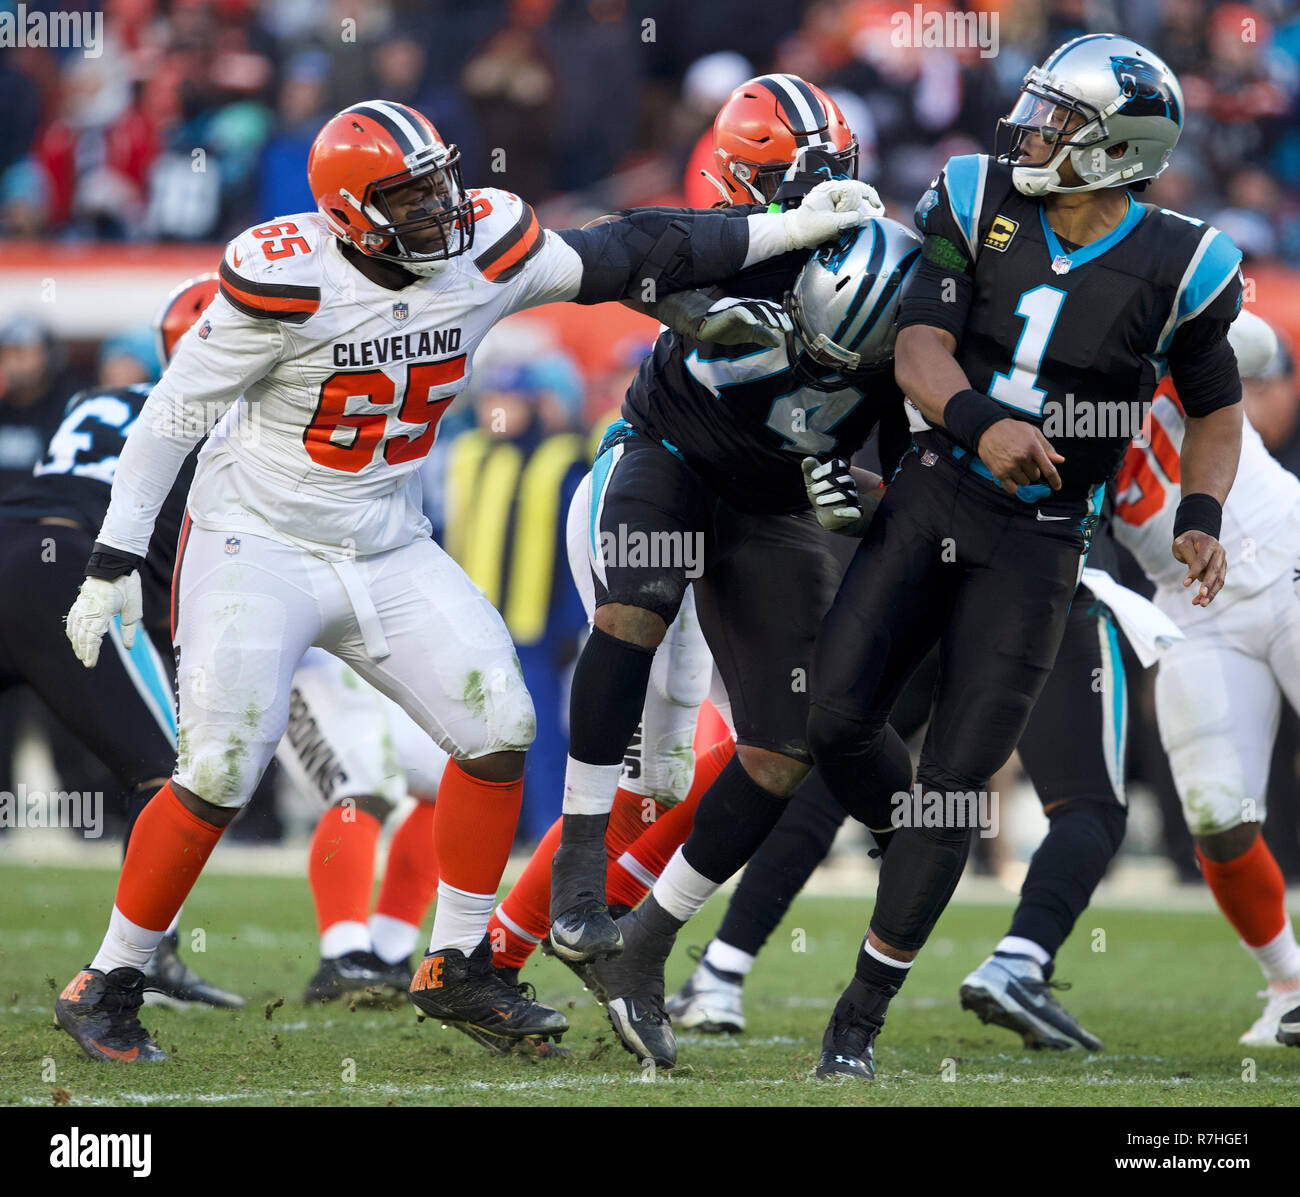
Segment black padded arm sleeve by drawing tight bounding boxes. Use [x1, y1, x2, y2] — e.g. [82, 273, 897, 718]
[1167, 316, 1242, 418]
[557, 207, 754, 305]
[896, 247, 974, 342]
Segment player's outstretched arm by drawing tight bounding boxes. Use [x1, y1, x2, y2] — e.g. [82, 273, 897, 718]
[558, 179, 883, 306]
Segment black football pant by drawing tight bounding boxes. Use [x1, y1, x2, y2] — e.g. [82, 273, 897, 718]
[716, 587, 1127, 961]
[808, 445, 1088, 953]
[0, 521, 177, 802]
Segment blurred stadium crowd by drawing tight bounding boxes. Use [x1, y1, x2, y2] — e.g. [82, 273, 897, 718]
[2, 0, 1300, 879]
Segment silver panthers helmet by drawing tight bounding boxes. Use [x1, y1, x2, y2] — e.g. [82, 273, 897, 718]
[786, 216, 921, 374]
[996, 34, 1183, 196]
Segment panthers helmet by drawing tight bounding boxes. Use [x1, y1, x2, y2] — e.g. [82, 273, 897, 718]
[308, 100, 474, 274]
[786, 217, 921, 375]
[996, 34, 1183, 196]
[709, 74, 858, 205]
[153, 273, 218, 366]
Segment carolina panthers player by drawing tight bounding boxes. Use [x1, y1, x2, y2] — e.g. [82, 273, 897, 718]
[559, 208, 921, 1067]
[0, 278, 244, 1012]
[807, 35, 1243, 1080]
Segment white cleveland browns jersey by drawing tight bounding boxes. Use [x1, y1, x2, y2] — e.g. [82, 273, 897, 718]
[100, 189, 586, 558]
[1113, 378, 1300, 622]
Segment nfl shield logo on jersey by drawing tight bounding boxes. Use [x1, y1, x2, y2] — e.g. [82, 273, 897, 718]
[197, 319, 212, 340]
[1051, 255, 1072, 275]
[921, 450, 938, 467]
[393, 302, 409, 322]
[224, 537, 241, 555]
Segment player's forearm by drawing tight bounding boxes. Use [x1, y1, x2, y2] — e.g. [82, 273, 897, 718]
[96, 383, 225, 559]
[1180, 402, 1242, 506]
[621, 288, 715, 338]
[558, 208, 755, 305]
[894, 325, 974, 427]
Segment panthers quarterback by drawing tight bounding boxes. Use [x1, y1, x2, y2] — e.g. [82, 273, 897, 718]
[54, 98, 879, 1062]
[808, 35, 1244, 1079]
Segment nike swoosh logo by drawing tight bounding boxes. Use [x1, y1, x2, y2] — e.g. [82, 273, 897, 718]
[1035, 511, 1070, 521]
[232, 248, 243, 268]
[89, 1040, 140, 1061]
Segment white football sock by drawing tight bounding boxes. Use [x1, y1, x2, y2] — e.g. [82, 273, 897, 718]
[320, 920, 370, 960]
[429, 881, 495, 955]
[90, 906, 166, 973]
[562, 758, 623, 816]
[1247, 919, 1300, 987]
[368, 914, 419, 965]
[704, 938, 755, 977]
[995, 935, 1052, 968]
[652, 848, 718, 923]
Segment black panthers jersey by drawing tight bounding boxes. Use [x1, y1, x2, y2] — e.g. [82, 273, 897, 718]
[622, 241, 903, 515]
[899, 154, 1243, 508]
[0, 383, 196, 633]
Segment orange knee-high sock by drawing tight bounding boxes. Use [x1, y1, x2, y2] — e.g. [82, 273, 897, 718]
[490, 816, 562, 968]
[434, 760, 523, 895]
[606, 737, 736, 909]
[309, 805, 382, 953]
[374, 800, 439, 926]
[114, 782, 225, 932]
[607, 785, 667, 859]
[1196, 837, 1287, 947]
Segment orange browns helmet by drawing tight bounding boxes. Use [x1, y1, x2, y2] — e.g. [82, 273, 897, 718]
[308, 99, 474, 275]
[709, 74, 858, 206]
[154, 273, 218, 367]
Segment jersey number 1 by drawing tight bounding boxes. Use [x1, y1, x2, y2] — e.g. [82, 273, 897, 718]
[305, 358, 466, 473]
[987, 285, 1066, 416]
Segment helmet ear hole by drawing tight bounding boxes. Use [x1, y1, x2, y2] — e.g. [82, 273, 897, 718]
[331, 207, 351, 226]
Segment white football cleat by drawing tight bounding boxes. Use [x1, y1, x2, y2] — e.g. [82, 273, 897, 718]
[665, 947, 746, 1034]
[1240, 986, 1300, 1047]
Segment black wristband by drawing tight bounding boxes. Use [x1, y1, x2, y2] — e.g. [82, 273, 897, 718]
[86, 542, 144, 581]
[1173, 493, 1223, 541]
[943, 388, 1009, 453]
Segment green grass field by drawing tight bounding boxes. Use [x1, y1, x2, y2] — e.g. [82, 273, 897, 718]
[2, 859, 1297, 1107]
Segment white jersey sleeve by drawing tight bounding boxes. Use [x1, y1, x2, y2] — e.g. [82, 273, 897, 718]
[463, 188, 584, 313]
[97, 252, 285, 556]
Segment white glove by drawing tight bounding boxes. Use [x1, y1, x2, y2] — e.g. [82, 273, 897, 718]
[698, 297, 793, 348]
[802, 457, 867, 535]
[66, 573, 142, 668]
[783, 179, 885, 251]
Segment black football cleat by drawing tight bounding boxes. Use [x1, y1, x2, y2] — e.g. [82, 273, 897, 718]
[959, 953, 1103, 1051]
[589, 901, 678, 1068]
[55, 967, 168, 1063]
[815, 979, 888, 1081]
[303, 950, 389, 1004]
[372, 953, 415, 992]
[409, 937, 569, 1055]
[1278, 999, 1300, 1047]
[548, 839, 623, 964]
[141, 932, 247, 1010]
[540, 903, 630, 1004]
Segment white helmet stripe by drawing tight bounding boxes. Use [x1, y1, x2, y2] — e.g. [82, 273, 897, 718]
[347, 100, 431, 155]
[756, 74, 824, 146]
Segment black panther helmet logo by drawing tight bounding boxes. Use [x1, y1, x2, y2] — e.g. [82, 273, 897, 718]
[1110, 55, 1180, 123]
